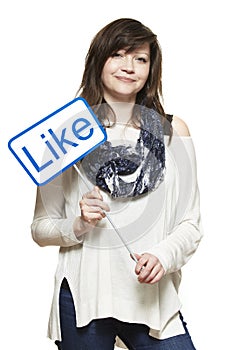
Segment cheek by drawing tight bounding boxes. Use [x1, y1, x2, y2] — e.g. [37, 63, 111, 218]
[141, 66, 150, 81]
[102, 59, 119, 75]
[138, 67, 150, 87]
[101, 62, 114, 82]
[101, 67, 109, 86]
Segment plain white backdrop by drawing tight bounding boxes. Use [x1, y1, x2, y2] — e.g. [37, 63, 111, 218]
[1, 1, 232, 349]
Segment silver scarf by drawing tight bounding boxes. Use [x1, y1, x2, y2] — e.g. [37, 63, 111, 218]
[81, 106, 165, 198]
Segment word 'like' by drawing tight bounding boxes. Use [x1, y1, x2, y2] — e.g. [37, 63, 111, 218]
[8, 97, 107, 186]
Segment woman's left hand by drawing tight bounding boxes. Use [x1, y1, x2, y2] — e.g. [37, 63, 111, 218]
[133, 253, 165, 284]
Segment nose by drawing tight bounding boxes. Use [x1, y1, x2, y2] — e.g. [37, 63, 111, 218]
[121, 56, 134, 73]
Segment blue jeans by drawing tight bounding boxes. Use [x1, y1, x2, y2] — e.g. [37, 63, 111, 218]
[55, 282, 196, 350]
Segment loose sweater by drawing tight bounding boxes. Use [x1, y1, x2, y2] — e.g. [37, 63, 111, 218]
[31, 126, 203, 347]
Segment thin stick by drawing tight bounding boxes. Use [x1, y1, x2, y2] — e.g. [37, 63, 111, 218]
[73, 164, 138, 263]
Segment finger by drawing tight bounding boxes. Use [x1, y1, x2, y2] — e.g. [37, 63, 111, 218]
[136, 255, 159, 280]
[80, 203, 105, 222]
[131, 253, 142, 266]
[94, 186, 103, 199]
[83, 186, 103, 200]
[135, 255, 150, 275]
[83, 198, 110, 212]
[141, 264, 162, 283]
[80, 198, 110, 213]
[137, 264, 153, 282]
[81, 212, 103, 223]
[131, 253, 141, 261]
[86, 218, 99, 225]
[147, 269, 165, 284]
[139, 263, 165, 284]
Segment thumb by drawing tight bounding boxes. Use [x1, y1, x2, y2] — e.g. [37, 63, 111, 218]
[130, 253, 141, 262]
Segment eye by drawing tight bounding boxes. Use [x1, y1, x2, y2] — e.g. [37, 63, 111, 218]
[136, 56, 148, 63]
[111, 52, 123, 58]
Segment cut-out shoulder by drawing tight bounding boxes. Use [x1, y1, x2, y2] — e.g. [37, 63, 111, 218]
[172, 116, 190, 136]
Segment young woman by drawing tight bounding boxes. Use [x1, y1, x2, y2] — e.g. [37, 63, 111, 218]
[31, 18, 203, 349]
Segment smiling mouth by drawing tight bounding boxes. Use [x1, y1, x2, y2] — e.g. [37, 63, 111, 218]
[115, 76, 136, 83]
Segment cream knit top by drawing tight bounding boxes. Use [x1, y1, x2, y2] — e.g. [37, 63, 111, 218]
[31, 126, 203, 347]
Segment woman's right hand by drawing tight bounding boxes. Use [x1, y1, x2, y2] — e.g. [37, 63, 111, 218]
[79, 186, 110, 227]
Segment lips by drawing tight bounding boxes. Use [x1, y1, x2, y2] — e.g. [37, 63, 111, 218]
[115, 75, 136, 83]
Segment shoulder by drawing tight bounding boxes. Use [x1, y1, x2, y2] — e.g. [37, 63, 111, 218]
[172, 115, 190, 136]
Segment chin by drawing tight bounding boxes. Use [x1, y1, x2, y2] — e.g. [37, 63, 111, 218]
[114, 89, 138, 99]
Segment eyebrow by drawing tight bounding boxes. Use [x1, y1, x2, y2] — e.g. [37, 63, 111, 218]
[117, 47, 150, 56]
[134, 51, 150, 56]
[120, 49, 150, 56]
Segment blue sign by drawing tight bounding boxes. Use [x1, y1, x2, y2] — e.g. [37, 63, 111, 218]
[8, 97, 107, 186]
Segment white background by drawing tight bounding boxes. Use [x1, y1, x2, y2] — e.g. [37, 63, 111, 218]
[1, 1, 232, 349]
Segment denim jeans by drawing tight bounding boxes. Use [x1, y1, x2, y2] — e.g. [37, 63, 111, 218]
[55, 283, 196, 350]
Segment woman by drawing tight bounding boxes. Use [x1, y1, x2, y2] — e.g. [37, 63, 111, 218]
[31, 18, 203, 349]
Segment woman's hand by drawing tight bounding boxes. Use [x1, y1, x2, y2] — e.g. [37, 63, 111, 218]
[79, 186, 110, 227]
[134, 253, 165, 284]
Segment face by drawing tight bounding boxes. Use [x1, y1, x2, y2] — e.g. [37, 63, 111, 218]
[101, 43, 150, 103]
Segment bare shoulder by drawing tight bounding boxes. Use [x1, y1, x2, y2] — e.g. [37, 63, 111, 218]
[172, 115, 190, 136]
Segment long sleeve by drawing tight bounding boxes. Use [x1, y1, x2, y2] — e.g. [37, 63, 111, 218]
[147, 136, 203, 274]
[31, 167, 85, 247]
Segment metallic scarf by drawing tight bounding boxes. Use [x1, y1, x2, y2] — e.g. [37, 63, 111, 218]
[81, 106, 165, 198]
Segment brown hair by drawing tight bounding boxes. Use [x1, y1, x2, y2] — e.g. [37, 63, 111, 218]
[76, 18, 169, 130]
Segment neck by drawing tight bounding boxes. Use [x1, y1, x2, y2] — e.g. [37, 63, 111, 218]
[106, 101, 135, 124]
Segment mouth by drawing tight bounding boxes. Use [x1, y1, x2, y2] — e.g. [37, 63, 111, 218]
[115, 76, 136, 83]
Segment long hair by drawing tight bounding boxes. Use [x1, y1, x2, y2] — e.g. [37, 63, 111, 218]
[76, 18, 170, 132]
